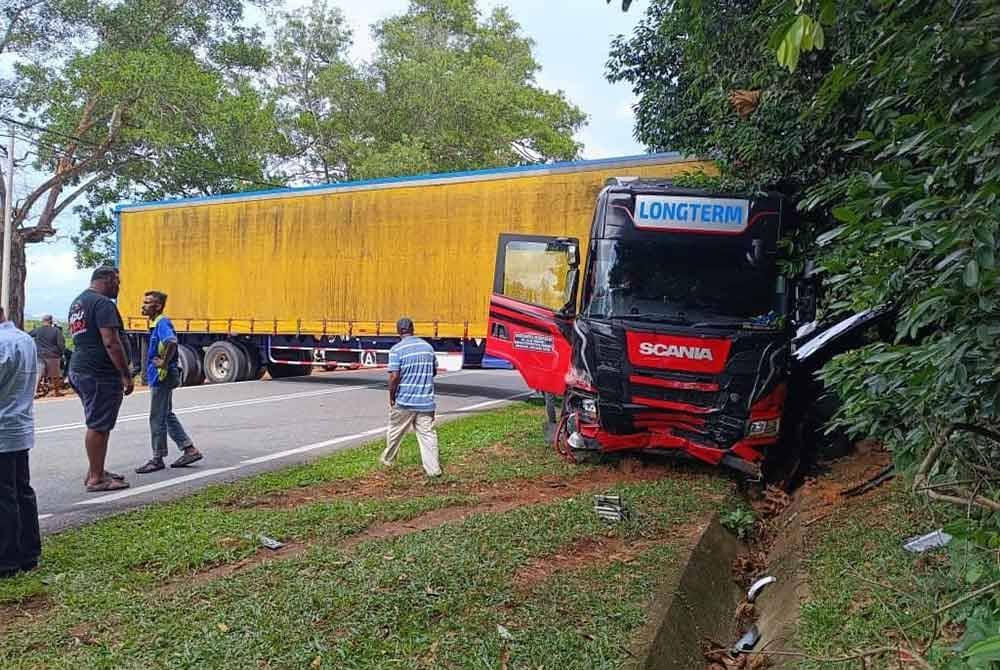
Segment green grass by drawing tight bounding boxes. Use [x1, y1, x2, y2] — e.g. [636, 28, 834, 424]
[793, 483, 987, 668]
[1, 402, 731, 669]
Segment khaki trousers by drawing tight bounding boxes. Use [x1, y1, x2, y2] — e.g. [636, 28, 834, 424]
[381, 407, 441, 476]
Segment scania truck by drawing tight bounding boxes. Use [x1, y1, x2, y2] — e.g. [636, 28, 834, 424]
[485, 179, 890, 477]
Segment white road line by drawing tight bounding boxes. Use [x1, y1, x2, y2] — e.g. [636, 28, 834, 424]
[240, 428, 385, 465]
[453, 392, 534, 412]
[36, 370, 484, 435]
[37, 513, 54, 520]
[74, 467, 239, 506]
[66, 378, 529, 507]
[35, 384, 380, 435]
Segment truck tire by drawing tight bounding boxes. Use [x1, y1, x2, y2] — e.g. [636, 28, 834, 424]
[233, 341, 261, 382]
[204, 341, 247, 384]
[266, 362, 312, 379]
[177, 344, 205, 386]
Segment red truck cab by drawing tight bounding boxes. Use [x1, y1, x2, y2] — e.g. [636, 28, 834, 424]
[487, 180, 809, 477]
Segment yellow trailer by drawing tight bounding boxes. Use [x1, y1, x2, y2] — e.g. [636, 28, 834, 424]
[116, 153, 710, 384]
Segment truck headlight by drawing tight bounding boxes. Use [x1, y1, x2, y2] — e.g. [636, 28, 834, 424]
[580, 398, 598, 421]
[747, 418, 780, 438]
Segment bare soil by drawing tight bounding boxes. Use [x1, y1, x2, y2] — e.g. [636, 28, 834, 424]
[169, 461, 690, 594]
[0, 593, 52, 635]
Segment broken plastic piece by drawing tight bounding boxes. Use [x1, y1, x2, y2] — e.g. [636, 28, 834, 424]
[903, 529, 952, 553]
[732, 624, 761, 654]
[259, 535, 285, 550]
[497, 624, 513, 642]
[746, 575, 776, 603]
[594, 494, 629, 522]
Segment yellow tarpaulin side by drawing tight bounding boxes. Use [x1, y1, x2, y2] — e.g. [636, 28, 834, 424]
[119, 158, 714, 338]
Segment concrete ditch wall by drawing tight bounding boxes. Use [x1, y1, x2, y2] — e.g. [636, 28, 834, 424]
[625, 515, 743, 670]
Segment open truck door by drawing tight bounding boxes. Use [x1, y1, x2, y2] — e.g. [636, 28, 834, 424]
[486, 234, 579, 395]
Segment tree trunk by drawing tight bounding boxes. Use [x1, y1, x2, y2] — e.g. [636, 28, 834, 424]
[1, 229, 28, 328]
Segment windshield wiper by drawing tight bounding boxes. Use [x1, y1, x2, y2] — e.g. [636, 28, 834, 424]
[616, 312, 691, 325]
[690, 319, 746, 328]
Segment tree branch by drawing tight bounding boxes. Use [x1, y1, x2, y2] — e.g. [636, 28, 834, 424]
[50, 170, 116, 220]
[14, 104, 125, 233]
[0, 0, 48, 55]
[952, 422, 1000, 444]
[926, 488, 1000, 512]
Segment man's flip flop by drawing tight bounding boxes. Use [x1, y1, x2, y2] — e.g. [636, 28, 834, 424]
[85, 478, 131, 493]
[82, 470, 127, 485]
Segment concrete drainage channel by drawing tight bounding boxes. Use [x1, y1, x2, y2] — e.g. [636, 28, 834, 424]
[624, 515, 744, 670]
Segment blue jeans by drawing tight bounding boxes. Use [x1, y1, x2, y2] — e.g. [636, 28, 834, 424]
[149, 369, 193, 459]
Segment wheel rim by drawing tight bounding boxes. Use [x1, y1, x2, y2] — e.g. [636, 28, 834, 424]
[211, 353, 231, 378]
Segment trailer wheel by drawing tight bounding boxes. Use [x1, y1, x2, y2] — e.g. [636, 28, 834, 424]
[204, 341, 247, 384]
[233, 341, 262, 382]
[266, 362, 312, 379]
[177, 344, 205, 386]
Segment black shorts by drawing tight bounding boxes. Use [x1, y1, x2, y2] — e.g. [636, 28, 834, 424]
[69, 372, 124, 432]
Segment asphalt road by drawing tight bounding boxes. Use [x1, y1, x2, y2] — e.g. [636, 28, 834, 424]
[30, 369, 529, 533]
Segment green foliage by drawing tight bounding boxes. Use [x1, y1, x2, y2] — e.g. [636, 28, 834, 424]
[607, 0, 879, 194]
[810, 1, 1000, 512]
[720, 503, 757, 540]
[612, 0, 1000, 657]
[70, 209, 116, 269]
[3, 0, 282, 277]
[271, 0, 586, 183]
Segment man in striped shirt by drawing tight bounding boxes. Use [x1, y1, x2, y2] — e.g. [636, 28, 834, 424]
[380, 317, 442, 477]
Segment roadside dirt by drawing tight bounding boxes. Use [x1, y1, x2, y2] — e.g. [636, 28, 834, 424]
[0, 594, 52, 635]
[512, 520, 704, 595]
[169, 461, 691, 594]
[217, 459, 680, 510]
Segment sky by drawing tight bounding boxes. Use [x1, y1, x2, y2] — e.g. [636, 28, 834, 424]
[22, 0, 647, 318]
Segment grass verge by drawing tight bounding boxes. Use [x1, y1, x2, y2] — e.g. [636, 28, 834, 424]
[793, 481, 997, 669]
[1, 402, 732, 669]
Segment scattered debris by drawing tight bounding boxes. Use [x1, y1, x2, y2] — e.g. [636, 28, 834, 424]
[734, 601, 757, 630]
[258, 535, 285, 550]
[732, 624, 761, 654]
[746, 575, 776, 603]
[841, 464, 895, 497]
[732, 551, 767, 586]
[902, 529, 953, 553]
[594, 494, 629, 522]
[497, 624, 514, 641]
[760, 487, 790, 517]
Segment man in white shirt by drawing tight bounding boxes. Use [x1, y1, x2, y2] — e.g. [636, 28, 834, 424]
[0, 306, 41, 578]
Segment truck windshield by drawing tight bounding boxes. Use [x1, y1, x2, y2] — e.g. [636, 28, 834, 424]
[583, 239, 778, 322]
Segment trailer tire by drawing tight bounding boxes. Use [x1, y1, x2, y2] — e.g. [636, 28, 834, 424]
[233, 341, 262, 382]
[204, 341, 247, 384]
[266, 362, 312, 379]
[177, 344, 205, 386]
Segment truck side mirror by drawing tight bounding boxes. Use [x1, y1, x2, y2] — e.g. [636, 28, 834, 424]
[560, 267, 580, 318]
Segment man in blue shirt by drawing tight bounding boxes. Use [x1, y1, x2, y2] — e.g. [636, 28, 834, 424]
[0, 306, 41, 578]
[380, 317, 441, 477]
[135, 291, 202, 473]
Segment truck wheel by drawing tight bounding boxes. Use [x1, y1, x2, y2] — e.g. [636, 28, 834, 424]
[801, 392, 853, 461]
[266, 362, 312, 379]
[233, 341, 261, 382]
[204, 341, 247, 384]
[177, 344, 205, 386]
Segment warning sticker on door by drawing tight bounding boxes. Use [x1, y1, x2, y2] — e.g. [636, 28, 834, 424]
[514, 333, 554, 353]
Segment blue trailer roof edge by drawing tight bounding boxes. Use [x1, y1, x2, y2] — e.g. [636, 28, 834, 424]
[114, 151, 686, 213]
